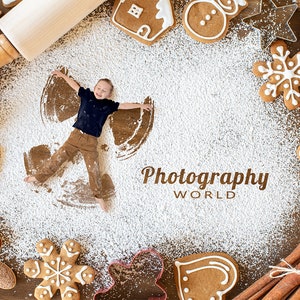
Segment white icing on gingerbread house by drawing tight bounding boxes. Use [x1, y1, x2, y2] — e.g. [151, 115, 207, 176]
[111, 0, 175, 45]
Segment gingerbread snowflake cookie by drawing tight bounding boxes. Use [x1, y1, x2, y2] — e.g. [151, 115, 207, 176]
[253, 40, 300, 110]
[24, 239, 95, 300]
[174, 252, 239, 300]
[111, 0, 175, 46]
[0, 239, 16, 290]
[182, 0, 248, 43]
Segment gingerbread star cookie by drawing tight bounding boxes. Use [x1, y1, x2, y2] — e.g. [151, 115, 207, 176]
[253, 40, 300, 110]
[24, 239, 95, 300]
[111, 0, 175, 46]
[94, 249, 167, 300]
[182, 0, 248, 43]
[174, 252, 239, 300]
[0, 239, 16, 290]
[242, 0, 297, 49]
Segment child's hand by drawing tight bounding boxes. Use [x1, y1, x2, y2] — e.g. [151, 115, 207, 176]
[141, 103, 153, 111]
[51, 70, 64, 78]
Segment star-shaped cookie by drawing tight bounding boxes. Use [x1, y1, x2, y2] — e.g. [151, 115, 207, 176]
[242, 0, 297, 49]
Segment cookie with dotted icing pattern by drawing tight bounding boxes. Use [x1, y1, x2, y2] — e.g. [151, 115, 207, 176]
[174, 252, 239, 300]
[253, 40, 300, 110]
[111, 0, 175, 46]
[182, 0, 247, 43]
[24, 239, 95, 300]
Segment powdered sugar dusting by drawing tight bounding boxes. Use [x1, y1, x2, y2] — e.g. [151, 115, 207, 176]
[0, 1, 299, 296]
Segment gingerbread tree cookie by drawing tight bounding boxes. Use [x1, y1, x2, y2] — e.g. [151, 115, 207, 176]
[24, 239, 95, 300]
[253, 40, 300, 110]
[174, 252, 239, 300]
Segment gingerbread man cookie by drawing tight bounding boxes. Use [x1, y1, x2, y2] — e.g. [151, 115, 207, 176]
[253, 40, 300, 110]
[182, 0, 248, 43]
[24, 239, 95, 300]
[174, 252, 239, 300]
[0, 239, 16, 290]
[111, 0, 175, 46]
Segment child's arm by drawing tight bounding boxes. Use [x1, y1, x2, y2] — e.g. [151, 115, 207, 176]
[118, 103, 153, 111]
[52, 70, 80, 92]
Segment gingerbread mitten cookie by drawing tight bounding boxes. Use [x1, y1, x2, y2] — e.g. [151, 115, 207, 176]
[174, 252, 239, 300]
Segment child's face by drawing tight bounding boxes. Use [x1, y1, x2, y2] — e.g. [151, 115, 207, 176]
[94, 80, 112, 100]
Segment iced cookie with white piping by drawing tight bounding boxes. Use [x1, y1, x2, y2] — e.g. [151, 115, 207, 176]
[174, 252, 239, 300]
[252, 40, 300, 110]
[182, 0, 247, 43]
[111, 0, 175, 46]
[24, 238, 95, 300]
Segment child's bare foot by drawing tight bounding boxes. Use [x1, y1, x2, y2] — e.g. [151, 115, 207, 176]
[24, 175, 38, 183]
[95, 197, 109, 212]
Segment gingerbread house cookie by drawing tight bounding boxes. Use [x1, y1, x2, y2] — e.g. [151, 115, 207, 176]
[182, 0, 247, 43]
[174, 252, 239, 300]
[111, 0, 175, 46]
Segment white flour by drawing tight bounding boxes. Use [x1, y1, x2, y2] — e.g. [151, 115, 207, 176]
[0, 1, 299, 294]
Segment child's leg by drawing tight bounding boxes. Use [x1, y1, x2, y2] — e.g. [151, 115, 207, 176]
[79, 134, 108, 211]
[25, 131, 79, 183]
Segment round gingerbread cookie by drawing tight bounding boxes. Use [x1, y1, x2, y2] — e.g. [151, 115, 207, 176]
[182, 0, 247, 43]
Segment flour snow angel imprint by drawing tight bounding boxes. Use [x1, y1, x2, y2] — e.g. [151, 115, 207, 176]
[24, 239, 95, 300]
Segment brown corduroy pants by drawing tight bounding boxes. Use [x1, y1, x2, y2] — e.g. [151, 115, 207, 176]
[35, 129, 102, 198]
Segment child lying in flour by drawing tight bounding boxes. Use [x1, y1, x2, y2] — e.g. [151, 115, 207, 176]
[24, 70, 152, 212]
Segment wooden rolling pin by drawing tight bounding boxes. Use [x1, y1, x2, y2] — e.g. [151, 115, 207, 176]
[0, 0, 106, 68]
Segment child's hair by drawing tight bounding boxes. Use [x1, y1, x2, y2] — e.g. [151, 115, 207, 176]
[98, 78, 114, 93]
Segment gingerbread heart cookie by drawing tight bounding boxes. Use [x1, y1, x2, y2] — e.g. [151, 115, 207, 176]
[253, 40, 300, 110]
[24, 239, 95, 300]
[174, 252, 239, 300]
[111, 0, 175, 46]
[182, 0, 248, 43]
